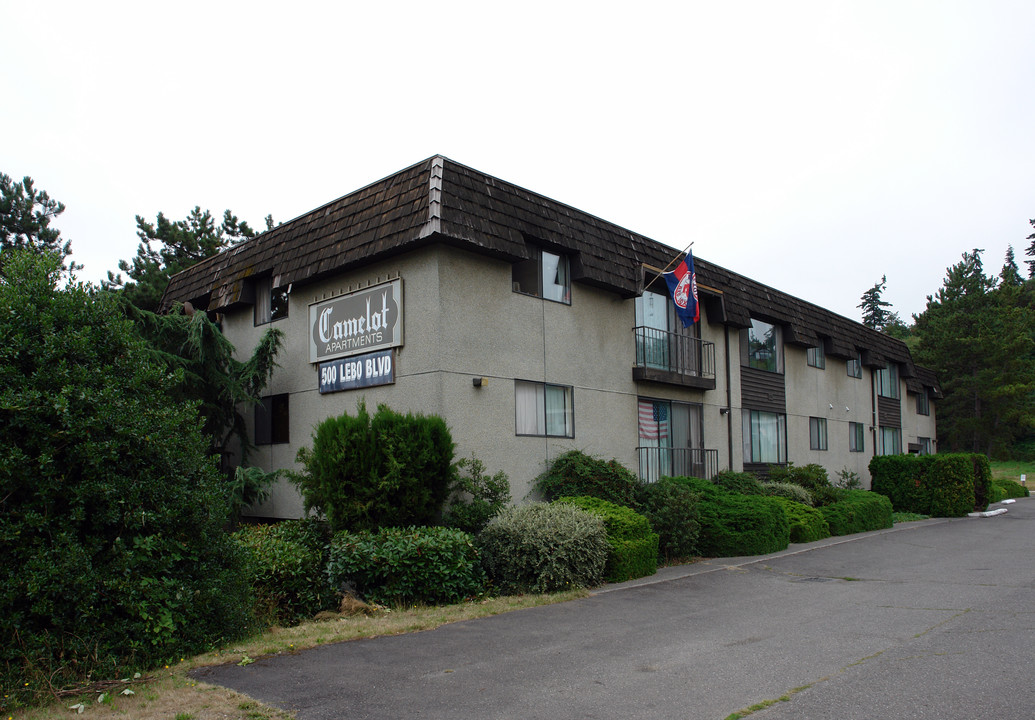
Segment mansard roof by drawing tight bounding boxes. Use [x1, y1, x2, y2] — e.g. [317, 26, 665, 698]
[161, 154, 936, 392]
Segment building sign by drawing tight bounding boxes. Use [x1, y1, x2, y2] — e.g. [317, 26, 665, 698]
[319, 350, 394, 394]
[309, 279, 403, 363]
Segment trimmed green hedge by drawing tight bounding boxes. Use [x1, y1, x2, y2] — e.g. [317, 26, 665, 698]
[669, 477, 789, 557]
[477, 503, 609, 594]
[557, 496, 658, 583]
[820, 490, 893, 536]
[990, 478, 1030, 502]
[870, 453, 989, 517]
[769, 497, 830, 543]
[532, 450, 640, 506]
[327, 526, 485, 606]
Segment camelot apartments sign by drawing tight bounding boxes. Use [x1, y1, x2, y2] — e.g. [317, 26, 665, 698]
[308, 279, 403, 363]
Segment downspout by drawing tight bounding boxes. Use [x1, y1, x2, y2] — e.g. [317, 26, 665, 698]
[725, 324, 733, 471]
[870, 368, 878, 457]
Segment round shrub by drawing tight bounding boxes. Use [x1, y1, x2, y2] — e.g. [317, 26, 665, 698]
[477, 503, 608, 594]
[0, 251, 253, 701]
[769, 497, 830, 544]
[761, 482, 815, 506]
[327, 526, 485, 606]
[668, 477, 790, 557]
[635, 477, 702, 561]
[234, 520, 337, 625]
[820, 490, 893, 536]
[532, 450, 639, 506]
[769, 462, 831, 491]
[556, 496, 658, 583]
[991, 478, 1029, 501]
[712, 470, 764, 495]
[292, 402, 454, 532]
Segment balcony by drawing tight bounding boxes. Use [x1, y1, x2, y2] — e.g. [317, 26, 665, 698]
[633, 326, 716, 389]
[637, 447, 719, 483]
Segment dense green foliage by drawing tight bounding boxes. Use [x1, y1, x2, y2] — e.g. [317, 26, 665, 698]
[869, 454, 935, 514]
[532, 450, 640, 506]
[556, 497, 658, 583]
[769, 497, 831, 543]
[327, 526, 485, 606]
[292, 402, 454, 532]
[443, 455, 512, 535]
[820, 490, 893, 536]
[768, 462, 831, 491]
[234, 519, 336, 625]
[105, 206, 268, 312]
[859, 274, 894, 330]
[760, 482, 815, 506]
[0, 251, 253, 700]
[711, 470, 764, 495]
[635, 477, 702, 561]
[477, 503, 609, 594]
[670, 477, 790, 557]
[870, 453, 988, 516]
[989, 478, 1030, 502]
[0, 172, 79, 274]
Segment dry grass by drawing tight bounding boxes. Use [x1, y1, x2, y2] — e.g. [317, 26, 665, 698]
[7, 590, 586, 720]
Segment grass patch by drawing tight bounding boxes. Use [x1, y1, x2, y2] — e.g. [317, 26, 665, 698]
[893, 511, 931, 523]
[990, 460, 1035, 483]
[7, 590, 585, 720]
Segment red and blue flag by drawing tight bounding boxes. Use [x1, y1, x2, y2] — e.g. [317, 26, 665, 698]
[663, 252, 699, 327]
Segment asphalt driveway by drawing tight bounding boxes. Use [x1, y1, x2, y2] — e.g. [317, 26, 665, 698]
[194, 498, 1035, 719]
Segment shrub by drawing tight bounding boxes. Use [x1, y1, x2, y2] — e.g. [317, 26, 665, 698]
[234, 520, 337, 625]
[970, 454, 992, 511]
[292, 402, 454, 532]
[532, 450, 639, 506]
[556, 497, 658, 582]
[327, 526, 485, 606]
[769, 462, 831, 491]
[810, 485, 849, 507]
[820, 490, 893, 536]
[477, 503, 608, 594]
[669, 477, 790, 557]
[711, 470, 764, 495]
[928, 455, 976, 518]
[635, 478, 702, 561]
[761, 482, 815, 506]
[769, 497, 830, 543]
[835, 467, 863, 490]
[990, 478, 1029, 502]
[443, 455, 511, 535]
[870, 454, 934, 513]
[0, 251, 253, 702]
[871, 453, 991, 516]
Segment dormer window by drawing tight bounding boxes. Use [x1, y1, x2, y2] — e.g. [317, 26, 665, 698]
[513, 248, 570, 304]
[744, 319, 782, 373]
[255, 277, 288, 326]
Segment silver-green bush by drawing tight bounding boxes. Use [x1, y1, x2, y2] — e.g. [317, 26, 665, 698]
[477, 503, 609, 594]
[761, 482, 815, 506]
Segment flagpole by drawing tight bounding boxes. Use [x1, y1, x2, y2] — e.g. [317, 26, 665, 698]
[644, 241, 694, 292]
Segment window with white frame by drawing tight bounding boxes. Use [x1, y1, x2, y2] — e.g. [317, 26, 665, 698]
[879, 426, 902, 455]
[807, 345, 825, 369]
[515, 381, 573, 437]
[512, 248, 570, 304]
[742, 410, 787, 464]
[916, 391, 930, 416]
[847, 353, 862, 379]
[255, 277, 289, 326]
[877, 364, 900, 399]
[849, 422, 865, 452]
[745, 319, 782, 373]
[809, 417, 828, 450]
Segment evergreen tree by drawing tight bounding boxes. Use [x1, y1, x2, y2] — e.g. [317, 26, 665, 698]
[1001, 245, 1023, 286]
[106, 207, 266, 312]
[0, 172, 81, 274]
[1025, 218, 1035, 278]
[914, 248, 1035, 455]
[858, 275, 893, 330]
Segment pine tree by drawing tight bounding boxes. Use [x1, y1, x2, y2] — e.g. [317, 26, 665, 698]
[0, 172, 81, 274]
[858, 275, 893, 330]
[1023, 218, 1035, 278]
[1001, 245, 1023, 286]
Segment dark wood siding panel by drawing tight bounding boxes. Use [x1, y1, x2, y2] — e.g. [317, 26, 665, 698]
[878, 396, 901, 428]
[741, 367, 786, 413]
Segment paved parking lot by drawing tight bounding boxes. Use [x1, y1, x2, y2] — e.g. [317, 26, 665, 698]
[195, 499, 1035, 719]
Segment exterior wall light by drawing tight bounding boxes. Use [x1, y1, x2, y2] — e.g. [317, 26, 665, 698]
[473, 377, 487, 388]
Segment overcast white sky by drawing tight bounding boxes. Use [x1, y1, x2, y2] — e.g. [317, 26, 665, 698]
[2, 1, 1032, 321]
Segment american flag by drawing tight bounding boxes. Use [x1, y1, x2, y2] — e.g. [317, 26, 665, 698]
[638, 400, 669, 440]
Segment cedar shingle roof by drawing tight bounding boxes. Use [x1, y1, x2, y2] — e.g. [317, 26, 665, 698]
[161, 155, 938, 393]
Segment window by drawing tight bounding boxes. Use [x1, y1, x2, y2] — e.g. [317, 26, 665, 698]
[879, 426, 902, 455]
[512, 248, 570, 304]
[918, 437, 932, 455]
[745, 319, 782, 373]
[255, 394, 289, 445]
[809, 417, 828, 450]
[515, 381, 573, 437]
[635, 291, 670, 370]
[637, 398, 704, 481]
[742, 410, 787, 464]
[876, 364, 900, 399]
[255, 277, 288, 325]
[807, 345, 825, 369]
[849, 422, 865, 452]
[916, 391, 930, 416]
[847, 353, 862, 379]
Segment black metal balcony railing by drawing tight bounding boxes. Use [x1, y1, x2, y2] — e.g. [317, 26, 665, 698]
[637, 447, 719, 483]
[633, 326, 716, 389]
